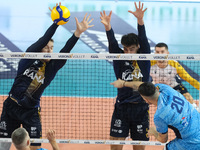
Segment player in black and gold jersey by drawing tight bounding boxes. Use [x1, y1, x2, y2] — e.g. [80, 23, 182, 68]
[0, 3, 94, 150]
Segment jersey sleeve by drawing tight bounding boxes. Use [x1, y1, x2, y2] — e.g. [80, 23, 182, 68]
[53, 34, 79, 71]
[26, 23, 59, 52]
[175, 61, 200, 90]
[154, 116, 168, 134]
[137, 24, 150, 54]
[106, 28, 123, 53]
[59, 34, 79, 53]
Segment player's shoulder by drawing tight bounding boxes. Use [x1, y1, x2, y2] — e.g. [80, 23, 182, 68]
[168, 60, 182, 67]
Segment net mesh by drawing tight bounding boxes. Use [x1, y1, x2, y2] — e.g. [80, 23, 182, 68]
[0, 53, 199, 144]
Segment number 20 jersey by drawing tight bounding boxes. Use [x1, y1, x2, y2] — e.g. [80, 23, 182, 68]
[154, 83, 200, 139]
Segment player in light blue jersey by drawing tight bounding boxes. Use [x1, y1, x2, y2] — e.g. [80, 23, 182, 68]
[111, 79, 200, 150]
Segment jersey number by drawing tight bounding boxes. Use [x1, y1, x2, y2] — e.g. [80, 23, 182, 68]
[171, 96, 184, 114]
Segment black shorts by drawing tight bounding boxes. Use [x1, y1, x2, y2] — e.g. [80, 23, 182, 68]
[0, 97, 42, 146]
[173, 83, 188, 94]
[110, 102, 149, 141]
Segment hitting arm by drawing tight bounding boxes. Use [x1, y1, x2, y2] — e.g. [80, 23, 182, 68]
[148, 127, 168, 143]
[110, 78, 143, 90]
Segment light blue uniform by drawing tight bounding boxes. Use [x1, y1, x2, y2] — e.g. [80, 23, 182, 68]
[154, 83, 200, 150]
[37, 148, 48, 150]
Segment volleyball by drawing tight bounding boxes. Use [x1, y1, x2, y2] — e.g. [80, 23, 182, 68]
[51, 5, 70, 25]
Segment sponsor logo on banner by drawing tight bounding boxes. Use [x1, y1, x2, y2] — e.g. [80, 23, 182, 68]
[84, 141, 90, 144]
[106, 55, 120, 59]
[168, 56, 180, 59]
[70, 140, 80, 144]
[120, 142, 126, 144]
[186, 56, 195, 59]
[130, 142, 141, 145]
[95, 141, 105, 144]
[120, 55, 132, 59]
[10, 54, 24, 57]
[73, 54, 85, 58]
[155, 143, 162, 145]
[153, 56, 168, 59]
[60, 140, 70, 143]
[139, 55, 147, 59]
[58, 54, 73, 58]
[91, 55, 99, 58]
[43, 54, 51, 58]
[25, 54, 37, 58]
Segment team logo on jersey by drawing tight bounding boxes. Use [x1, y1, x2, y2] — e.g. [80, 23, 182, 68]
[180, 117, 188, 128]
[0, 121, 7, 130]
[114, 119, 122, 127]
[31, 126, 37, 137]
[137, 125, 143, 134]
[23, 66, 45, 84]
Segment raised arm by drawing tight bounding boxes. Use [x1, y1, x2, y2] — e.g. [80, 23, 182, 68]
[46, 129, 60, 150]
[128, 1, 147, 26]
[26, 3, 61, 52]
[100, 11, 122, 53]
[60, 13, 94, 53]
[128, 1, 150, 54]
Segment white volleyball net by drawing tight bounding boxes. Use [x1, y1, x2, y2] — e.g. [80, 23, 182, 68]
[0, 52, 199, 146]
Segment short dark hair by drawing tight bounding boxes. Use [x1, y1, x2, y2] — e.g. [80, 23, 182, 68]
[121, 33, 139, 47]
[155, 42, 168, 50]
[138, 82, 156, 96]
[11, 128, 28, 146]
[50, 38, 54, 42]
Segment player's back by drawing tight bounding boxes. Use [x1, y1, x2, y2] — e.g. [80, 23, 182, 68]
[154, 83, 200, 139]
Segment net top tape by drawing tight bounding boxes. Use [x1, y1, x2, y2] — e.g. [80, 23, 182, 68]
[0, 52, 200, 60]
[0, 138, 166, 146]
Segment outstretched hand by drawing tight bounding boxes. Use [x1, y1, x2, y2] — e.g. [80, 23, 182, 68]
[110, 78, 125, 88]
[49, 2, 61, 12]
[128, 1, 147, 25]
[74, 13, 94, 37]
[100, 11, 112, 31]
[46, 129, 56, 142]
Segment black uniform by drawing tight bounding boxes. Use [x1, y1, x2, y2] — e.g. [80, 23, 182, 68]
[107, 25, 150, 140]
[0, 23, 79, 146]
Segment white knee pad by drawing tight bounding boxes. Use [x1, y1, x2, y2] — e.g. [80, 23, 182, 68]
[0, 142, 12, 150]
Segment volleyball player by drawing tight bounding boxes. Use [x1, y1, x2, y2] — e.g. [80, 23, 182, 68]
[12, 128, 60, 150]
[150, 42, 200, 111]
[111, 79, 200, 150]
[100, 1, 150, 150]
[0, 3, 94, 150]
